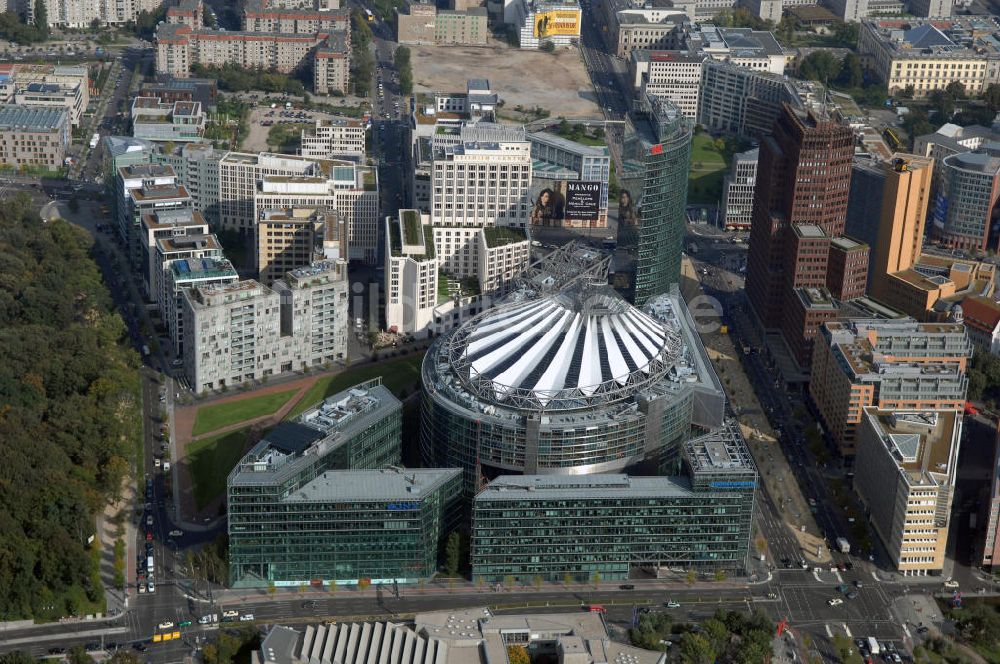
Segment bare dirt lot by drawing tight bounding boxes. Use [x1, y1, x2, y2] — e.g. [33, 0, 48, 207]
[410, 43, 600, 120]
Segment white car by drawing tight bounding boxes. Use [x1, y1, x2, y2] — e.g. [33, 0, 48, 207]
[239, 614, 255, 622]
[827, 598, 843, 607]
[944, 580, 960, 588]
[665, 600, 680, 608]
[157, 621, 174, 630]
[147, 581, 155, 593]
[169, 530, 183, 537]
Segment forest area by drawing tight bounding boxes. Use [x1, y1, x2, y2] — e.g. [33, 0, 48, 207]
[0, 193, 141, 620]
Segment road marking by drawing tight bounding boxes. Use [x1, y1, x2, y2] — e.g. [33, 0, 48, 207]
[825, 624, 832, 638]
[902, 624, 911, 639]
[834, 571, 844, 583]
[812, 570, 823, 583]
[843, 624, 852, 638]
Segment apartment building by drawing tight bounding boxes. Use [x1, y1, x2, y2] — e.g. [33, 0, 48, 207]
[115, 163, 193, 269]
[313, 33, 351, 95]
[243, 0, 349, 33]
[0, 105, 69, 170]
[155, 233, 225, 318]
[218, 152, 320, 232]
[181, 260, 348, 391]
[300, 116, 366, 161]
[385, 211, 439, 336]
[154, 142, 223, 224]
[155, 23, 350, 93]
[855, 409, 961, 576]
[397, 3, 488, 46]
[628, 51, 705, 119]
[138, 207, 210, 301]
[7, 66, 89, 127]
[858, 18, 999, 98]
[166, 256, 239, 355]
[251, 161, 378, 264]
[272, 261, 350, 367]
[810, 319, 971, 456]
[131, 97, 207, 142]
[33, 0, 160, 26]
[257, 206, 347, 284]
[720, 148, 758, 231]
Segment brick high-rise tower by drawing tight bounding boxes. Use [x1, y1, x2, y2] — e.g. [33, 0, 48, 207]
[746, 104, 857, 369]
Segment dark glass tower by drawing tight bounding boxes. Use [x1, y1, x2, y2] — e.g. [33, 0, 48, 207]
[613, 97, 692, 305]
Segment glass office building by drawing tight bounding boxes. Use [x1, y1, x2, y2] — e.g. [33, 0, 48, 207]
[420, 245, 725, 500]
[470, 423, 756, 582]
[228, 379, 410, 586]
[613, 96, 692, 305]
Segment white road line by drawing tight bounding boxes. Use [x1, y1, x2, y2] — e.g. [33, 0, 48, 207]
[825, 624, 833, 638]
[902, 624, 911, 639]
[834, 571, 844, 583]
[843, 624, 852, 638]
[812, 570, 823, 583]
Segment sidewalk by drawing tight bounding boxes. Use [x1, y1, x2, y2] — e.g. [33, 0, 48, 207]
[679, 257, 831, 565]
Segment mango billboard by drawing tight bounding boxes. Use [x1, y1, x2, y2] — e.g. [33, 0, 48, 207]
[533, 9, 581, 38]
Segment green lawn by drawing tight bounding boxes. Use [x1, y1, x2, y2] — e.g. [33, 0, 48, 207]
[192, 388, 299, 437]
[286, 353, 426, 419]
[187, 428, 251, 509]
[688, 133, 730, 205]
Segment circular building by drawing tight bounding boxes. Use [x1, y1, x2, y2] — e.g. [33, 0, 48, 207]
[420, 270, 720, 497]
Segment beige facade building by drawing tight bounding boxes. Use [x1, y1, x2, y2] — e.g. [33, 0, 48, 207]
[257, 206, 347, 284]
[870, 155, 934, 303]
[7, 66, 90, 127]
[313, 39, 351, 95]
[242, 0, 348, 33]
[300, 116, 366, 161]
[858, 18, 998, 98]
[0, 105, 69, 170]
[855, 408, 961, 576]
[628, 50, 705, 118]
[385, 211, 440, 336]
[397, 4, 488, 45]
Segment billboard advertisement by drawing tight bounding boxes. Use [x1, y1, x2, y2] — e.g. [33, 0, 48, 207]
[530, 180, 603, 227]
[533, 9, 581, 38]
[564, 181, 601, 221]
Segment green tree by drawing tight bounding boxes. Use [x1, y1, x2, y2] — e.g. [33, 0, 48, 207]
[107, 651, 142, 664]
[0, 652, 39, 664]
[945, 81, 966, 100]
[444, 531, 461, 576]
[686, 569, 696, 585]
[714, 569, 727, 582]
[33, 0, 48, 38]
[541, 41, 555, 53]
[504, 574, 515, 590]
[955, 605, 1000, 648]
[679, 633, 715, 664]
[929, 89, 955, 120]
[985, 83, 1000, 112]
[836, 52, 863, 89]
[591, 570, 601, 588]
[507, 646, 530, 664]
[703, 618, 729, 654]
[68, 646, 91, 664]
[533, 575, 543, 591]
[563, 571, 574, 586]
[798, 51, 841, 83]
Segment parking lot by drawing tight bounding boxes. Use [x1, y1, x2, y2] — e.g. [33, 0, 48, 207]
[243, 105, 352, 153]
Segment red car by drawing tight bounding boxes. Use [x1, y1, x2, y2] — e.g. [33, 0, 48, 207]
[146, 532, 153, 541]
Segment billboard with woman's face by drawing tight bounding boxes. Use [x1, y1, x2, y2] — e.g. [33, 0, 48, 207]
[530, 179, 603, 227]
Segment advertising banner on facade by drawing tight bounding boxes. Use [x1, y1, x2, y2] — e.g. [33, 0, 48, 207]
[533, 9, 581, 38]
[564, 181, 601, 221]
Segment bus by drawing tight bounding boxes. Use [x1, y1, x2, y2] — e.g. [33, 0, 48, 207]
[364, 8, 374, 21]
[883, 127, 902, 150]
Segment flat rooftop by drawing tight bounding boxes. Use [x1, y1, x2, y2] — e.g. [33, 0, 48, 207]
[0, 104, 66, 130]
[230, 380, 401, 487]
[288, 467, 461, 503]
[682, 421, 757, 475]
[866, 408, 959, 487]
[475, 474, 700, 501]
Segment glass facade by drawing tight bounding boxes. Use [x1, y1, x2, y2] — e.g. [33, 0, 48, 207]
[228, 380, 410, 586]
[613, 98, 692, 305]
[229, 469, 462, 586]
[471, 475, 755, 583]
